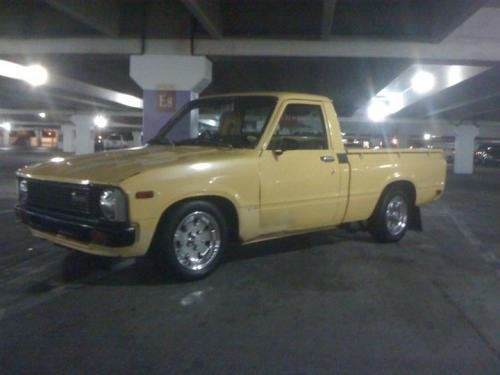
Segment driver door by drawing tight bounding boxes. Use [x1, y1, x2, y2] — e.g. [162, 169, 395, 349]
[258, 101, 342, 234]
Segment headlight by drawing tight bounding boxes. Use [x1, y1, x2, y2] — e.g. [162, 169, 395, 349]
[19, 179, 28, 203]
[99, 188, 127, 222]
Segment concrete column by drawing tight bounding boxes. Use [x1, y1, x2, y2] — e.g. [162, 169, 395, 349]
[71, 115, 95, 155]
[369, 137, 381, 148]
[61, 125, 75, 153]
[130, 55, 212, 143]
[454, 124, 479, 174]
[1, 131, 9, 147]
[132, 131, 142, 147]
[34, 129, 42, 147]
[397, 134, 409, 148]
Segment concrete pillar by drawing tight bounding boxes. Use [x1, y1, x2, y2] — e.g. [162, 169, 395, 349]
[397, 134, 409, 148]
[130, 55, 212, 143]
[1, 131, 9, 147]
[369, 137, 381, 148]
[132, 131, 142, 147]
[34, 129, 42, 147]
[454, 124, 479, 174]
[71, 115, 95, 155]
[61, 125, 75, 153]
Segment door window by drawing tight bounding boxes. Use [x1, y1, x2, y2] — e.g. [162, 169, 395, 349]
[268, 104, 328, 150]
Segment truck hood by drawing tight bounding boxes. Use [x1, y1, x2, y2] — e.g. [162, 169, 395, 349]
[18, 145, 227, 185]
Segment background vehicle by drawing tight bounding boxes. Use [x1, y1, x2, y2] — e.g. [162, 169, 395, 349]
[16, 93, 446, 280]
[102, 133, 133, 150]
[474, 143, 500, 166]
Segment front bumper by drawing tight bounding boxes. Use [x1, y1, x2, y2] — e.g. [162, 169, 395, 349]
[15, 205, 135, 247]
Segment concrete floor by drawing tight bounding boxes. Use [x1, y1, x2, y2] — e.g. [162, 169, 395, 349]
[0, 148, 499, 374]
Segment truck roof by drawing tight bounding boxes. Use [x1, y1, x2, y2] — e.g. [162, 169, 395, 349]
[202, 92, 332, 102]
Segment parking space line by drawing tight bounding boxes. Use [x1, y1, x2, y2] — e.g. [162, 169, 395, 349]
[442, 206, 500, 274]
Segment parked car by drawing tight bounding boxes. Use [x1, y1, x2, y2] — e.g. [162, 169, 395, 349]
[474, 143, 500, 166]
[16, 92, 446, 280]
[103, 133, 132, 150]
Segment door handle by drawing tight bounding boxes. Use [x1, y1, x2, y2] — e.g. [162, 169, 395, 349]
[320, 155, 335, 162]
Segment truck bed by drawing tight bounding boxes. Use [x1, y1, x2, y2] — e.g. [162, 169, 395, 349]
[342, 148, 446, 223]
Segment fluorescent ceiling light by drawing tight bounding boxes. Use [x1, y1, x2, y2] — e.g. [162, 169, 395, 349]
[411, 71, 435, 94]
[0, 60, 25, 81]
[367, 99, 389, 122]
[0, 122, 12, 132]
[38, 112, 46, 119]
[0, 60, 49, 86]
[447, 66, 463, 87]
[199, 119, 217, 127]
[385, 92, 405, 113]
[24, 64, 48, 86]
[115, 93, 143, 109]
[93, 114, 108, 128]
[365, 91, 405, 122]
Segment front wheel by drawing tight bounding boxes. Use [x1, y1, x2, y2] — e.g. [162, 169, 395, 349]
[150, 201, 227, 280]
[368, 188, 410, 243]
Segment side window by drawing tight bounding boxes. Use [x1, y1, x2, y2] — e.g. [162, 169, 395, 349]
[268, 104, 328, 150]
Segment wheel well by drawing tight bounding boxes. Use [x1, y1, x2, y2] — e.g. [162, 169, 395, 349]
[156, 196, 240, 242]
[368, 180, 417, 223]
[382, 180, 416, 206]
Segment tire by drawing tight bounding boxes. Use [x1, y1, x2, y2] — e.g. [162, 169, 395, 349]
[150, 201, 228, 280]
[368, 187, 410, 243]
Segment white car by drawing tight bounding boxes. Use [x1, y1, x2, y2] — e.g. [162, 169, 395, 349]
[103, 134, 132, 150]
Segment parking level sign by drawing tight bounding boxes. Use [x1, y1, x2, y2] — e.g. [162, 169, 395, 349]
[156, 91, 176, 112]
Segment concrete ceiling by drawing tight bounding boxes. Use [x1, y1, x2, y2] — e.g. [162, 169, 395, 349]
[0, 0, 499, 127]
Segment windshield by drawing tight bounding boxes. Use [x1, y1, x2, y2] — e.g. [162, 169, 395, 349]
[488, 146, 500, 157]
[150, 96, 277, 149]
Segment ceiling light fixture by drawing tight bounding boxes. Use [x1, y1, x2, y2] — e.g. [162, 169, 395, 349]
[38, 112, 46, 119]
[0, 122, 12, 132]
[411, 71, 435, 94]
[367, 99, 389, 122]
[24, 64, 49, 86]
[93, 114, 108, 128]
[385, 92, 405, 113]
[447, 66, 463, 87]
[423, 133, 432, 141]
[0, 59, 49, 87]
[115, 93, 143, 109]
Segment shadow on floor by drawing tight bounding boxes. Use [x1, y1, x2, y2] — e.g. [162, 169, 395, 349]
[51, 228, 374, 287]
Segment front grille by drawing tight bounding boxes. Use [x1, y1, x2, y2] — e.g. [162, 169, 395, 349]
[26, 179, 94, 216]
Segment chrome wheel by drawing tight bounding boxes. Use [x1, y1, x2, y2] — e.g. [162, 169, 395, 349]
[385, 195, 408, 236]
[173, 211, 221, 271]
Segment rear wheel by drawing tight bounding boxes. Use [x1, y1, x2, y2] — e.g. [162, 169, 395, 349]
[150, 201, 227, 280]
[368, 187, 410, 243]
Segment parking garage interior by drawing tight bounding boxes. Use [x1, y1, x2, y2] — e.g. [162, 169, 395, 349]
[0, 1, 499, 373]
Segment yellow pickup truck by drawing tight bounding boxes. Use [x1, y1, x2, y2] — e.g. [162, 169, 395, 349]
[16, 92, 446, 279]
